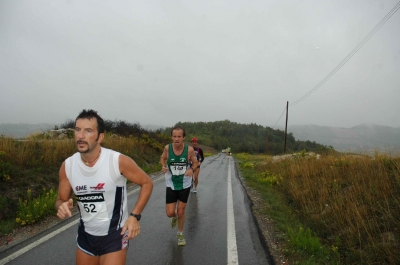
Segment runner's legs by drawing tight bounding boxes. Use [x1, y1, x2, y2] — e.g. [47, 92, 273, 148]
[100, 249, 127, 265]
[76, 248, 127, 265]
[166, 202, 177, 218]
[176, 200, 187, 232]
[194, 167, 200, 188]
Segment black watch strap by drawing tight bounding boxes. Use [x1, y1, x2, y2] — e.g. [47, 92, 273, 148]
[130, 213, 141, 221]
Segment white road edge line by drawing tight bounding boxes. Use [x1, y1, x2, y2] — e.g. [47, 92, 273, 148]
[0, 218, 79, 265]
[227, 157, 239, 264]
[0, 176, 155, 265]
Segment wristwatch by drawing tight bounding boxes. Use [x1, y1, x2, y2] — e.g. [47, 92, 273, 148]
[130, 213, 141, 221]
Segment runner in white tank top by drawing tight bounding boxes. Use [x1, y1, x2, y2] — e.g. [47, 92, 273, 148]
[55, 109, 153, 264]
[65, 147, 128, 236]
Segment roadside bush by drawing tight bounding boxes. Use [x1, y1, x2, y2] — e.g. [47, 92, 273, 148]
[0, 150, 12, 181]
[0, 195, 13, 220]
[16, 188, 58, 226]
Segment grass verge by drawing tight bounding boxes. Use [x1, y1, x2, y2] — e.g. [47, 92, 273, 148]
[235, 152, 400, 264]
[238, 161, 340, 264]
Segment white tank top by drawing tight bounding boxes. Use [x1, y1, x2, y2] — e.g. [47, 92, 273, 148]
[65, 147, 128, 236]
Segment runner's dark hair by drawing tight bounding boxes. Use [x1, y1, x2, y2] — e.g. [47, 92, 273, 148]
[75, 109, 105, 134]
[171, 125, 186, 137]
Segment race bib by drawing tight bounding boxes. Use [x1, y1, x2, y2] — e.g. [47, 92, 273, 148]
[170, 161, 187, 176]
[76, 193, 109, 222]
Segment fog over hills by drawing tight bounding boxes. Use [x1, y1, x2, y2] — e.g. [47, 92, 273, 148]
[0, 123, 56, 138]
[288, 124, 400, 154]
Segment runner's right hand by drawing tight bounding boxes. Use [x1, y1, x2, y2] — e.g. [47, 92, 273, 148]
[57, 198, 73, 219]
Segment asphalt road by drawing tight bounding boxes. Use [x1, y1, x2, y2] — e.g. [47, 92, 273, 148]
[0, 153, 271, 265]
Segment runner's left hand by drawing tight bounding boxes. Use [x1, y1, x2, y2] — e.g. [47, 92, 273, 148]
[185, 168, 194, 177]
[121, 216, 140, 239]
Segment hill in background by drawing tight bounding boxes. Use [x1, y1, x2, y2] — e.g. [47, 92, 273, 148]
[288, 124, 400, 154]
[165, 120, 332, 155]
[3, 122, 397, 155]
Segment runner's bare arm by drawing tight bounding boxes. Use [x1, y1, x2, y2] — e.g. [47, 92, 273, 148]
[55, 162, 73, 219]
[186, 146, 198, 177]
[160, 145, 169, 173]
[119, 154, 153, 239]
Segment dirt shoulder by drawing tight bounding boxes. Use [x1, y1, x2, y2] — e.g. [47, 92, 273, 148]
[234, 162, 287, 265]
[240, 179, 287, 264]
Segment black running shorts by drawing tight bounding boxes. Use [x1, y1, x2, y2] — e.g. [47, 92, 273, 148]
[166, 187, 191, 204]
[77, 224, 129, 256]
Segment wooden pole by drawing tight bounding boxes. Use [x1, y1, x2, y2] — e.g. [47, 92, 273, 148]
[284, 101, 289, 154]
[266, 129, 269, 155]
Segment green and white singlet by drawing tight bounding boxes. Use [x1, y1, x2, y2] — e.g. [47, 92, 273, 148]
[164, 144, 192, 190]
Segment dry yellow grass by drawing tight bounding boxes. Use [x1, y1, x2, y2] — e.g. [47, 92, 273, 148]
[259, 154, 400, 264]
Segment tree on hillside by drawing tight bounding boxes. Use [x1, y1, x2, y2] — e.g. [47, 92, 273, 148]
[165, 120, 334, 155]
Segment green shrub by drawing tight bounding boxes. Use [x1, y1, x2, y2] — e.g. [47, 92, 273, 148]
[16, 188, 58, 226]
[241, 162, 255, 169]
[235, 153, 249, 161]
[253, 171, 279, 186]
[0, 220, 16, 235]
[0, 150, 12, 181]
[0, 195, 12, 220]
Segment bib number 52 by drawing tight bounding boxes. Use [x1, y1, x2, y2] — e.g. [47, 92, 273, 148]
[83, 203, 97, 213]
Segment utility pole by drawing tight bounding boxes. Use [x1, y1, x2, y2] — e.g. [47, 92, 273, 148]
[284, 101, 289, 154]
[266, 129, 268, 155]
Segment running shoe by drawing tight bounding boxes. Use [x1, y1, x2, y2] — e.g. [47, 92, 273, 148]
[193, 187, 197, 193]
[170, 217, 178, 229]
[177, 233, 186, 246]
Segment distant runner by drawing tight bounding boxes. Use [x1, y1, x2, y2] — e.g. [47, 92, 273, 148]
[160, 125, 198, 246]
[190, 137, 204, 193]
[226, 147, 231, 156]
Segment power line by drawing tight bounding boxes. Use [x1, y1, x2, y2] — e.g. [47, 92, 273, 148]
[272, 1, 400, 127]
[272, 106, 286, 128]
[290, 1, 400, 107]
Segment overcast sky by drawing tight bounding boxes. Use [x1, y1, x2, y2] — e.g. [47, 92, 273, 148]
[1, 0, 399, 129]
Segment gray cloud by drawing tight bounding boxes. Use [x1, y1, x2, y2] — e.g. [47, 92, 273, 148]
[0, 0, 399, 128]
